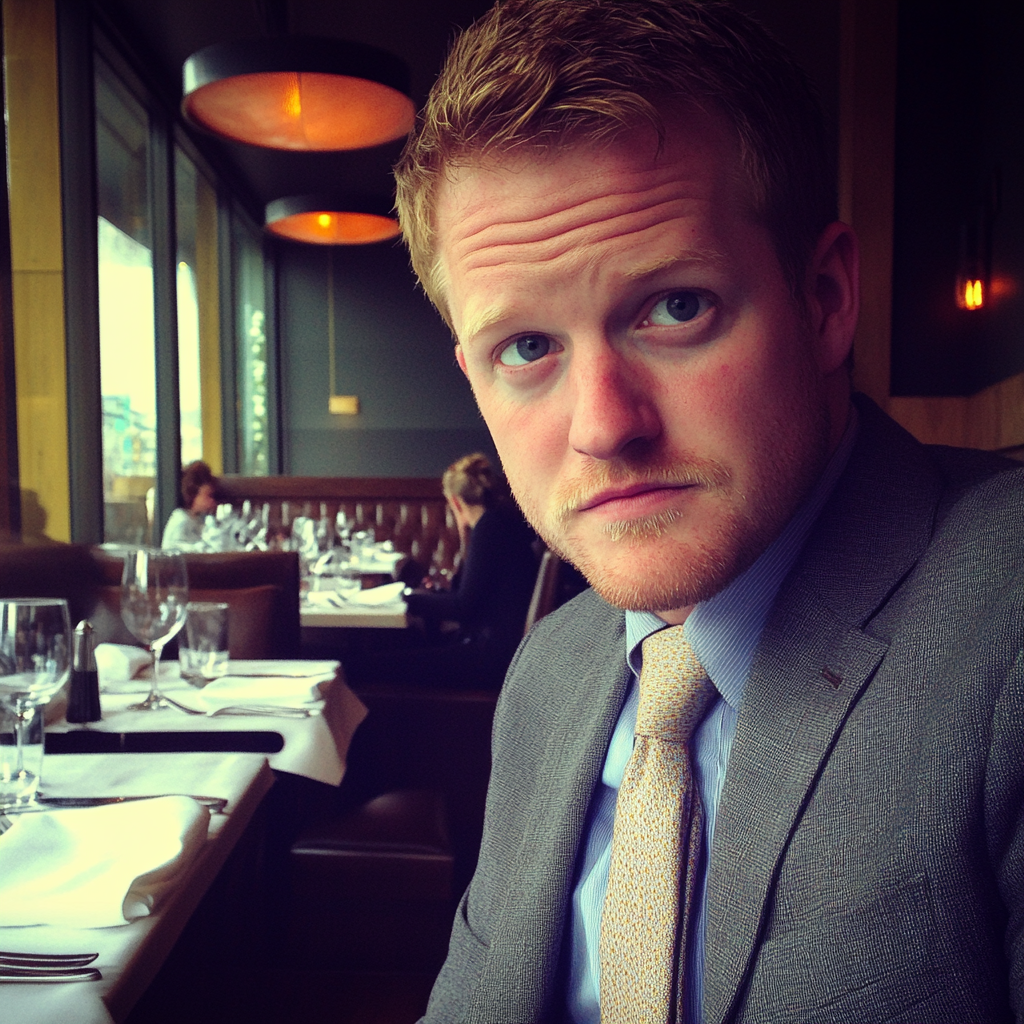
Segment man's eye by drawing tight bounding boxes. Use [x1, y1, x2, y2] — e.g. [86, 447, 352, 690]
[643, 291, 707, 326]
[498, 335, 551, 366]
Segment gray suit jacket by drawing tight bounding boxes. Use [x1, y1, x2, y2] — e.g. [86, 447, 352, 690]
[422, 398, 1024, 1023]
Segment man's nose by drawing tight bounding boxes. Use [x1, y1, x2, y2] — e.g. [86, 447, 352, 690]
[566, 345, 660, 460]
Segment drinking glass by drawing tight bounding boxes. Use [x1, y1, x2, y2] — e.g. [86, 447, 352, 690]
[0, 599, 72, 807]
[120, 548, 188, 711]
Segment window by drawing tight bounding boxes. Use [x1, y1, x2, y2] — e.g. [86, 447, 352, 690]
[76, 21, 278, 544]
[233, 215, 270, 476]
[174, 144, 221, 472]
[95, 56, 156, 545]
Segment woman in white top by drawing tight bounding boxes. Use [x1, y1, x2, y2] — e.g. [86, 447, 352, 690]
[161, 460, 218, 550]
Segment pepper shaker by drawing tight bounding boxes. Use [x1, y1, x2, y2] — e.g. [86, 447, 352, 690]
[67, 620, 102, 723]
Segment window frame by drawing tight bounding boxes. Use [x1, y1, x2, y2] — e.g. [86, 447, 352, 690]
[57, 2, 278, 543]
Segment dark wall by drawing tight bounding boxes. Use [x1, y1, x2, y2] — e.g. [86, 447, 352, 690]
[891, 0, 1024, 396]
[278, 240, 494, 478]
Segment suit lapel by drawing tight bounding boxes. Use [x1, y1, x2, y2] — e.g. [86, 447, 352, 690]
[703, 400, 944, 1024]
[472, 595, 630, 1023]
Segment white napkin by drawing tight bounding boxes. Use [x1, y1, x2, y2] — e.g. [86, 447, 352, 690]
[94, 643, 152, 692]
[192, 674, 325, 709]
[305, 590, 346, 608]
[228, 659, 339, 678]
[346, 581, 406, 605]
[352, 547, 403, 571]
[0, 797, 210, 928]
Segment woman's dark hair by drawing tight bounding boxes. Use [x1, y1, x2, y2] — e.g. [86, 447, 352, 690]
[180, 460, 216, 509]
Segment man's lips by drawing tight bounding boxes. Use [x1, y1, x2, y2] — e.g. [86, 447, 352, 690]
[574, 482, 695, 515]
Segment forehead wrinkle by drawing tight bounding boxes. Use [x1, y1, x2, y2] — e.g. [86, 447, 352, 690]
[457, 194, 702, 275]
[451, 162, 687, 237]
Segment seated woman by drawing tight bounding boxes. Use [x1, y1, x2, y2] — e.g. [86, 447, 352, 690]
[349, 453, 538, 690]
[161, 460, 218, 550]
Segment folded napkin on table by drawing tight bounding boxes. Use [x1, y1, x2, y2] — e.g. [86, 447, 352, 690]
[191, 672, 328, 709]
[345, 581, 406, 606]
[94, 643, 152, 692]
[0, 797, 210, 928]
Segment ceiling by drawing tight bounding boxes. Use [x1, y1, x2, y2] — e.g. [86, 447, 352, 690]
[98, 0, 840, 227]
[100, 0, 496, 220]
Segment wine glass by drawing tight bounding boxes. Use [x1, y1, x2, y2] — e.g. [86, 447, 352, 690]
[120, 548, 188, 711]
[0, 599, 72, 807]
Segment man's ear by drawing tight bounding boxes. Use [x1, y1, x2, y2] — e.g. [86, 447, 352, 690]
[805, 221, 859, 375]
[455, 343, 469, 378]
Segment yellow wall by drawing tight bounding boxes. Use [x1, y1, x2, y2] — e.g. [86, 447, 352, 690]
[3, 0, 71, 541]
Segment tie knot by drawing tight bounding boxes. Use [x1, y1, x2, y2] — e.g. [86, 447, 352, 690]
[636, 626, 716, 741]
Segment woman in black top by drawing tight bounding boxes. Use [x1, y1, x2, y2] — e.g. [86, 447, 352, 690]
[405, 453, 538, 684]
[350, 453, 538, 690]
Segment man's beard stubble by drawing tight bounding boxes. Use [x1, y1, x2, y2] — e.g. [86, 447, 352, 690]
[510, 401, 832, 615]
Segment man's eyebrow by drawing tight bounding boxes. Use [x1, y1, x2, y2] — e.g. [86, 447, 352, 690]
[622, 248, 728, 279]
[460, 304, 514, 344]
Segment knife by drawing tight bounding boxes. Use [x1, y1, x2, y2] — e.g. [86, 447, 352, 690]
[13, 794, 228, 813]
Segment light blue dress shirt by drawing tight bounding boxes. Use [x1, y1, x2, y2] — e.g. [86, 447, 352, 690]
[565, 410, 858, 1023]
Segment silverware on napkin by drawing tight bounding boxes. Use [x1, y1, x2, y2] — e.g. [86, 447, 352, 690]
[0, 951, 101, 983]
[2, 794, 227, 815]
[0, 966, 102, 982]
[162, 694, 315, 718]
[0, 950, 98, 968]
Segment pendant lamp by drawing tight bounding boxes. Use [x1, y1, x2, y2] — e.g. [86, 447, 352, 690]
[265, 194, 401, 245]
[182, 37, 415, 151]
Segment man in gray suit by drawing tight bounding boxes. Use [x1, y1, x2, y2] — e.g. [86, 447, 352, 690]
[394, 0, 1024, 1020]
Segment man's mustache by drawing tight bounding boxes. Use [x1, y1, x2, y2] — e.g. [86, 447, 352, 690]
[549, 453, 732, 524]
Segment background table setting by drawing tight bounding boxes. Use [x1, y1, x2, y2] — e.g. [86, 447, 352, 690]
[301, 580, 408, 630]
[50, 648, 367, 788]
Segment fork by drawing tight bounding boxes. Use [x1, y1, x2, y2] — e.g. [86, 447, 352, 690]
[0, 950, 98, 968]
[0, 950, 102, 982]
[162, 695, 314, 718]
[0, 965, 102, 983]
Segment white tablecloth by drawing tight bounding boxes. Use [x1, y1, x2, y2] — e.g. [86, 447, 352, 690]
[300, 599, 407, 629]
[51, 663, 367, 787]
[0, 752, 272, 1024]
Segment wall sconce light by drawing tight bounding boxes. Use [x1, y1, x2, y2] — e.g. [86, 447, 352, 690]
[957, 276, 985, 311]
[956, 217, 987, 311]
[265, 194, 400, 245]
[956, 172, 1000, 312]
[322, 250, 359, 416]
[182, 37, 414, 151]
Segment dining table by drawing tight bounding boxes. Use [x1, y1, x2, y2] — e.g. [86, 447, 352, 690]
[0, 750, 273, 1024]
[300, 579, 409, 632]
[299, 600, 408, 630]
[46, 658, 368, 788]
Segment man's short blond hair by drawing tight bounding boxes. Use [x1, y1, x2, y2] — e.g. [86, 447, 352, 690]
[394, 0, 834, 326]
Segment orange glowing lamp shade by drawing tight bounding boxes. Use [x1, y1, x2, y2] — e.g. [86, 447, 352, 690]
[957, 277, 985, 310]
[182, 39, 414, 152]
[265, 195, 400, 245]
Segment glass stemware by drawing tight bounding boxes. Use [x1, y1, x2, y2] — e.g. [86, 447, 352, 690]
[120, 548, 188, 711]
[0, 599, 72, 807]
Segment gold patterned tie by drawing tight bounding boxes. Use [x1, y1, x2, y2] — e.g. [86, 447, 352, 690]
[599, 625, 717, 1024]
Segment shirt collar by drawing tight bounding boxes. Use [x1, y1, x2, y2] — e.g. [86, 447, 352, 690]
[625, 404, 859, 709]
